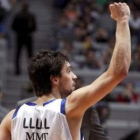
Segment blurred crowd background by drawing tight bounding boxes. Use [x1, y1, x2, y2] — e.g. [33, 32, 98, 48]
[0, 0, 140, 140]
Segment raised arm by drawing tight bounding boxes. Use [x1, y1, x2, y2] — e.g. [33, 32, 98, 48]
[66, 3, 131, 117]
[108, 2, 131, 77]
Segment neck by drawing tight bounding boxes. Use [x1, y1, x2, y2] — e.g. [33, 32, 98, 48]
[35, 90, 62, 105]
[35, 95, 55, 105]
[51, 87, 62, 99]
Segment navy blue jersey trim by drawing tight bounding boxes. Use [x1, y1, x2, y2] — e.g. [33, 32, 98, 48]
[12, 106, 21, 119]
[80, 130, 84, 140]
[26, 102, 36, 106]
[61, 98, 66, 115]
[43, 99, 56, 106]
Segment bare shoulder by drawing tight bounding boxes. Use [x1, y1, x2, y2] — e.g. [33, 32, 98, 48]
[0, 109, 15, 131]
[0, 109, 15, 140]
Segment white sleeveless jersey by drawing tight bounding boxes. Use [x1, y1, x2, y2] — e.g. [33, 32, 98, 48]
[11, 98, 84, 140]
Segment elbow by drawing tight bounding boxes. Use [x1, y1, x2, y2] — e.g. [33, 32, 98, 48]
[119, 69, 128, 79]
[107, 68, 128, 80]
[115, 67, 129, 80]
[119, 62, 129, 79]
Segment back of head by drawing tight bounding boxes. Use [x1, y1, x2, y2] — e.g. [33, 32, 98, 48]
[28, 49, 69, 97]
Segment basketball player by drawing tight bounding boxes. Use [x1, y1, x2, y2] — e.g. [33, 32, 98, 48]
[0, 2, 131, 140]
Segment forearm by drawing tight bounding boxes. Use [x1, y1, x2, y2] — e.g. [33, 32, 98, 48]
[108, 19, 131, 77]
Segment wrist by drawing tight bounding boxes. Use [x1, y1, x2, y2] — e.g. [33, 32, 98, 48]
[117, 20, 129, 27]
[117, 16, 129, 24]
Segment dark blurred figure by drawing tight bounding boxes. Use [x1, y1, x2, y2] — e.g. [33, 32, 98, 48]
[12, 2, 36, 75]
[96, 102, 110, 129]
[121, 129, 140, 140]
[82, 106, 111, 140]
[0, 2, 6, 21]
[53, 0, 70, 9]
[0, 3, 6, 39]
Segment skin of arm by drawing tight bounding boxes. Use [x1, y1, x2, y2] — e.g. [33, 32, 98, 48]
[66, 2, 131, 118]
[0, 110, 15, 140]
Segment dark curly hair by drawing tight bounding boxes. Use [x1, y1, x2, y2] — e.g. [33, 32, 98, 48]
[28, 49, 69, 97]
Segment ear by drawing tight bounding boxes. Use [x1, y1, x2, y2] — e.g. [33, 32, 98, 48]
[50, 75, 59, 85]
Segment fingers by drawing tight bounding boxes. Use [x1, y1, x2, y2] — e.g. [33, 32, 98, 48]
[109, 3, 118, 19]
[109, 4, 113, 12]
[110, 2, 128, 11]
[110, 2, 123, 12]
[109, 2, 130, 21]
[109, 6, 115, 19]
